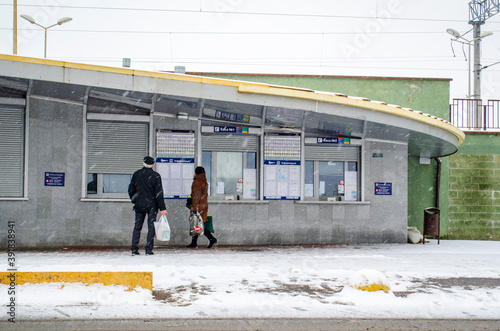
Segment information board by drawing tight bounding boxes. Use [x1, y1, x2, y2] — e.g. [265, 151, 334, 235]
[263, 160, 301, 200]
[156, 130, 195, 158]
[375, 182, 392, 196]
[264, 134, 301, 160]
[156, 158, 194, 199]
[44, 172, 65, 187]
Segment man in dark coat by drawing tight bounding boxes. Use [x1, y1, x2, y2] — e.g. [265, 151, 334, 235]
[128, 156, 167, 256]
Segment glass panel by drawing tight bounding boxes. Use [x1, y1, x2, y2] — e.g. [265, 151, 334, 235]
[202, 151, 212, 195]
[87, 174, 97, 194]
[103, 174, 131, 193]
[246, 152, 256, 169]
[319, 161, 344, 197]
[348, 161, 357, 172]
[216, 152, 243, 195]
[305, 161, 314, 197]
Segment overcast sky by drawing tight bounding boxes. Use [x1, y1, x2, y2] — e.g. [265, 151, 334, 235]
[1, 0, 500, 102]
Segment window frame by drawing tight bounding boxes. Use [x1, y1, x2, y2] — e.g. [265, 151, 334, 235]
[0, 104, 27, 199]
[83, 114, 150, 200]
[303, 143, 361, 202]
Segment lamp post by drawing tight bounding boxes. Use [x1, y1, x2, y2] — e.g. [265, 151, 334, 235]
[447, 28, 492, 129]
[446, 28, 493, 99]
[20, 14, 72, 58]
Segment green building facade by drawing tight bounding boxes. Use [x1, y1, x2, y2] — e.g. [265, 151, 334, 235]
[449, 134, 500, 240]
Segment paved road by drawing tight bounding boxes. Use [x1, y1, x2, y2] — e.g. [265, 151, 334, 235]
[2, 318, 500, 330]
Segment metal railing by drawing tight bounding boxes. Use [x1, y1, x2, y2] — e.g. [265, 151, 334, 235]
[449, 99, 500, 131]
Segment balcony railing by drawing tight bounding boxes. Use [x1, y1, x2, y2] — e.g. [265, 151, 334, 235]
[450, 99, 500, 131]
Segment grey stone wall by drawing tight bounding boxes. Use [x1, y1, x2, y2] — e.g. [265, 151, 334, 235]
[1, 97, 408, 248]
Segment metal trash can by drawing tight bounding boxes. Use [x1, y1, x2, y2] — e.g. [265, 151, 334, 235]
[423, 207, 440, 244]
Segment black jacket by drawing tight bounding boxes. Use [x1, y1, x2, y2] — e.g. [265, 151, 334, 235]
[128, 167, 166, 213]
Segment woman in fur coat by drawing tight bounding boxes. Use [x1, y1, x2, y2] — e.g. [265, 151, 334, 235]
[186, 166, 217, 249]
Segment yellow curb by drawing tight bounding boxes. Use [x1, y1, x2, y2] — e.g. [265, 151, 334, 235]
[349, 283, 391, 293]
[0, 272, 152, 291]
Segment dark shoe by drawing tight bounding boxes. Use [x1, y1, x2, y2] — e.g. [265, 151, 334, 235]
[207, 238, 217, 249]
[186, 243, 197, 249]
[131, 251, 140, 256]
[145, 252, 154, 256]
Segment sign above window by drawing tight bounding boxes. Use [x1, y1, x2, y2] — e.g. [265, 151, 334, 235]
[156, 130, 195, 158]
[264, 134, 301, 160]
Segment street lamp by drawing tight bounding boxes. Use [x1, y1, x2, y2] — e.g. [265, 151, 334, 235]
[20, 14, 73, 58]
[447, 28, 493, 129]
[446, 28, 493, 100]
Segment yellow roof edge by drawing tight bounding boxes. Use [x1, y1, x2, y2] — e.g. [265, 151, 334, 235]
[238, 84, 465, 146]
[0, 54, 256, 88]
[0, 54, 464, 146]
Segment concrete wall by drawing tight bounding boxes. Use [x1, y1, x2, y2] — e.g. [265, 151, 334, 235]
[1, 94, 409, 248]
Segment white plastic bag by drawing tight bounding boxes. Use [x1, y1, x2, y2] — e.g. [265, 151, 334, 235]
[154, 215, 171, 241]
[189, 211, 204, 236]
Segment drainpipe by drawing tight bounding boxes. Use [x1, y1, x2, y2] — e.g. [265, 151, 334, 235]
[433, 157, 441, 208]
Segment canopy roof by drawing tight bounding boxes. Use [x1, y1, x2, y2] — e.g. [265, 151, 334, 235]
[0, 54, 464, 157]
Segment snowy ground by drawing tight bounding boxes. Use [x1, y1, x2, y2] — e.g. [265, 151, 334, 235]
[2, 240, 500, 321]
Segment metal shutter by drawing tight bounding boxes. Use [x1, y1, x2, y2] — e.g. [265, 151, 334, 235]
[305, 145, 359, 162]
[202, 135, 259, 152]
[0, 108, 24, 197]
[87, 121, 148, 174]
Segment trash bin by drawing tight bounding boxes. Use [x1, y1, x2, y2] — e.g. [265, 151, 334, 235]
[423, 207, 440, 244]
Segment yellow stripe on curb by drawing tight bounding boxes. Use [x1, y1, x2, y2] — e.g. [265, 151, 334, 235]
[0, 272, 152, 291]
[349, 282, 391, 293]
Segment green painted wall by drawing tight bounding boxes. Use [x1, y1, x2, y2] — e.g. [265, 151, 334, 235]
[198, 73, 451, 235]
[200, 74, 450, 116]
[448, 134, 500, 240]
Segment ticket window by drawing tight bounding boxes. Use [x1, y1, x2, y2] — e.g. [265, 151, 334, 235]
[202, 135, 259, 200]
[319, 161, 344, 198]
[202, 151, 257, 199]
[305, 160, 359, 201]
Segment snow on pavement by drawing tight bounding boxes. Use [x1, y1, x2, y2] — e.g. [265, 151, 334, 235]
[2, 240, 500, 321]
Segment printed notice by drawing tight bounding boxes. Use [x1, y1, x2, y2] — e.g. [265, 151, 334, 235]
[44, 172, 65, 187]
[375, 182, 392, 195]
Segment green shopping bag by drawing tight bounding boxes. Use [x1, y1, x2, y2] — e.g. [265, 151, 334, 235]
[206, 215, 215, 233]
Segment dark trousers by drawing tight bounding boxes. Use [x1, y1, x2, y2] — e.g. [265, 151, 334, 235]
[131, 210, 157, 253]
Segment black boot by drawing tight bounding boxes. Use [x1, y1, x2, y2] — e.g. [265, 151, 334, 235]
[186, 236, 198, 248]
[207, 238, 217, 249]
[205, 229, 217, 248]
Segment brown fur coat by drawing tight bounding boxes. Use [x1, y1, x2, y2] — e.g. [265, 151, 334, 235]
[190, 172, 209, 223]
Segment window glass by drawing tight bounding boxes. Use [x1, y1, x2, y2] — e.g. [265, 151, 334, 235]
[246, 152, 256, 169]
[87, 174, 97, 194]
[348, 161, 357, 172]
[202, 151, 212, 195]
[305, 161, 314, 197]
[305, 161, 314, 185]
[216, 152, 242, 195]
[319, 161, 344, 197]
[103, 174, 131, 193]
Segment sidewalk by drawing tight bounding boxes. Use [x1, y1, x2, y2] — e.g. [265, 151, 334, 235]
[3, 317, 500, 331]
[1, 240, 500, 329]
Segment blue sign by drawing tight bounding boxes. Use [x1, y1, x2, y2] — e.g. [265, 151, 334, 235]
[156, 157, 194, 164]
[375, 182, 392, 195]
[264, 196, 300, 201]
[214, 126, 236, 133]
[317, 137, 339, 144]
[264, 160, 301, 166]
[45, 172, 65, 187]
[215, 110, 250, 123]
